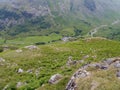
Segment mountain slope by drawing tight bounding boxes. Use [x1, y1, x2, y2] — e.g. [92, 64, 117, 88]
[0, 0, 120, 40]
[0, 38, 120, 90]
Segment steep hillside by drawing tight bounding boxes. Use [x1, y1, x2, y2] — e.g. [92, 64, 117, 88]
[0, 38, 120, 90]
[0, 0, 120, 40]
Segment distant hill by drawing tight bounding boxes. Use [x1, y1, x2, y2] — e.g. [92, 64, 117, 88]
[0, 0, 120, 40]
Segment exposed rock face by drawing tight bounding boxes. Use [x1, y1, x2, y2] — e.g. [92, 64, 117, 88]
[66, 69, 90, 90]
[66, 57, 120, 90]
[49, 74, 62, 84]
[84, 0, 96, 11]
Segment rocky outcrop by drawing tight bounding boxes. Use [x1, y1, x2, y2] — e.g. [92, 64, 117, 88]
[84, 0, 96, 11]
[49, 74, 62, 84]
[66, 69, 90, 90]
[66, 57, 120, 90]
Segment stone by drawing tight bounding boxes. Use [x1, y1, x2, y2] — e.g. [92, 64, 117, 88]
[66, 56, 77, 66]
[65, 79, 76, 90]
[83, 55, 89, 59]
[0, 57, 5, 62]
[25, 45, 38, 50]
[116, 70, 120, 78]
[81, 64, 90, 69]
[16, 82, 26, 88]
[73, 69, 90, 78]
[103, 58, 116, 65]
[100, 64, 108, 70]
[18, 68, 24, 73]
[62, 37, 71, 42]
[16, 49, 22, 53]
[114, 61, 120, 68]
[26, 69, 33, 73]
[49, 74, 62, 84]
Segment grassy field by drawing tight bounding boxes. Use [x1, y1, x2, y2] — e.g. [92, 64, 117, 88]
[0, 33, 62, 46]
[0, 38, 120, 90]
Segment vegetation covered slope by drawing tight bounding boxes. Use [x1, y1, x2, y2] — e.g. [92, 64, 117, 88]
[0, 0, 120, 40]
[0, 38, 120, 90]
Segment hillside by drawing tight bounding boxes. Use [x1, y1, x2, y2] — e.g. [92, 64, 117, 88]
[0, 1, 120, 90]
[0, 38, 120, 90]
[0, 0, 120, 41]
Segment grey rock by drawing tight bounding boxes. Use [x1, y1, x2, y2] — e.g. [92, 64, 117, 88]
[49, 74, 62, 84]
[0, 58, 5, 62]
[16, 82, 26, 88]
[25, 45, 38, 50]
[62, 37, 71, 42]
[66, 69, 90, 90]
[74, 69, 90, 78]
[18, 68, 24, 73]
[16, 49, 22, 53]
[103, 58, 116, 65]
[116, 70, 120, 77]
[114, 61, 120, 68]
[100, 64, 109, 70]
[26, 69, 33, 73]
[66, 79, 76, 90]
[66, 56, 77, 66]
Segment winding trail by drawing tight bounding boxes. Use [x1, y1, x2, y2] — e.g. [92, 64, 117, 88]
[87, 19, 120, 37]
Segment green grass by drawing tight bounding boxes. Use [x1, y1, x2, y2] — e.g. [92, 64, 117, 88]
[0, 33, 62, 46]
[0, 38, 120, 90]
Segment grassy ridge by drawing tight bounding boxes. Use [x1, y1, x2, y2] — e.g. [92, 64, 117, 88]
[0, 38, 120, 90]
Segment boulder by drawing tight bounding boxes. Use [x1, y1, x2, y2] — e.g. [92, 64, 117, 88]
[103, 58, 116, 65]
[114, 61, 120, 68]
[25, 45, 38, 50]
[0, 57, 5, 62]
[49, 74, 62, 84]
[65, 79, 76, 90]
[66, 56, 77, 66]
[18, 68, 24, 73]
[73, 69, 90, 78]
[100, 64, 109, 70]
[16, 49, 22, 53]
[16, 82, 26, 88]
